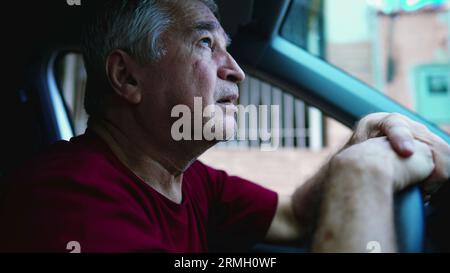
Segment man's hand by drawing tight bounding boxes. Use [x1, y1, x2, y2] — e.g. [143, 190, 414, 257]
[335, 137, 435, 192]
[312, 136, 435, 252]
[267, 112, 450, 247]
[348, 112, 450, 193]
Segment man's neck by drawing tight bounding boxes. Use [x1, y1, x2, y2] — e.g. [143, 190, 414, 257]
[88, 117, 187, 204]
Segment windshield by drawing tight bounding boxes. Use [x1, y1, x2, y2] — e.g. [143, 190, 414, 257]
[282, 0, 450, 133]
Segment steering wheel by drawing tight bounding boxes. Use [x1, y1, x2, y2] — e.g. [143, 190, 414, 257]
[253, 185, 426, 253]
[394, 186, 425, 253]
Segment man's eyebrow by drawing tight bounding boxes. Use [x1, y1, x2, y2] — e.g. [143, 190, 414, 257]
[192, 20, 232, 47]
[193, 20, 220, 32]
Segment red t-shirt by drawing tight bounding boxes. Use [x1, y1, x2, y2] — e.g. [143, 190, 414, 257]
[0, 131, 278, 252]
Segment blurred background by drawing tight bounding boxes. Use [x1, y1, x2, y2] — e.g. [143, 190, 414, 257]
[57, 0, 450, 194]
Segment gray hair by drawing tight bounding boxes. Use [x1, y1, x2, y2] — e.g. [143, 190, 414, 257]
[81, 0, 218, 117]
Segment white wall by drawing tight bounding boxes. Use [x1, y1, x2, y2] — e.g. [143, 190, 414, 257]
[325, 0, 372, 43]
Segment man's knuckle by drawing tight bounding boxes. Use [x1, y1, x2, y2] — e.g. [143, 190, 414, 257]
[388, 113, 407, 123]
[388, 112, 405, 120]
[365, 112, 386, 122]
[383, 114, 412, 133]
[357, 116, 370, 129]
[414, 122, 429, 133]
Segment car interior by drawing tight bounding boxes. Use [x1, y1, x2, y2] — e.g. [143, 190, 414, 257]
[1, 0, 450, 253]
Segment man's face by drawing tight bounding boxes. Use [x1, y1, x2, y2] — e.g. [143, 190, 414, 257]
[136, 1, 245, 144]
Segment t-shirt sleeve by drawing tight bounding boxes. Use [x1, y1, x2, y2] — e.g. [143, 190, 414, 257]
[197, 161, 278, 252]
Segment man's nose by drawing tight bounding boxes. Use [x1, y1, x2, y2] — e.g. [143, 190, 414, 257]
[218, 52, 246, 84]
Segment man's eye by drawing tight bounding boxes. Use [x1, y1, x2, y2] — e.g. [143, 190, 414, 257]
[199, 37, 213, 50]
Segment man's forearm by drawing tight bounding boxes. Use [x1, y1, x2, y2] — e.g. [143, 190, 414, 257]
[291, 162, 331, 243]
[265, 162, 332, 245]
[310, 159, 396, 253]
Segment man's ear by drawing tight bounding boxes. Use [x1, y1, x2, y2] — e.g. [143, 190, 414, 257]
[105, 49, 142, 104]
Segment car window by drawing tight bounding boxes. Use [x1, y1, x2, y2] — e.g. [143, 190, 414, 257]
[55, 52, 88, 136]
[282, 0, 450, 134]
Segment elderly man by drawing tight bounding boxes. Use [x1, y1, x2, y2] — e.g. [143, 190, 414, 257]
[0, 0, 449, 253]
